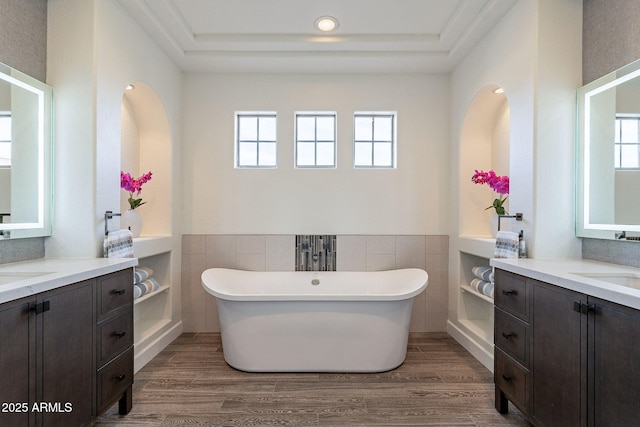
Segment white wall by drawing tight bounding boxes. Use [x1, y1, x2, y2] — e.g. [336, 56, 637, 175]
[452, 0, 536, 251]
[46, 0, 182, 256]
[46, 0, 97, 256]
[534, 0, 583, 258]
[451, 0, 582, 259]
[182, 73, 450, 235]
[448, 0, 582, 369]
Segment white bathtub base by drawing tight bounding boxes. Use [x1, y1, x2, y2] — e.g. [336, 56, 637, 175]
[218, 299, 413, 372]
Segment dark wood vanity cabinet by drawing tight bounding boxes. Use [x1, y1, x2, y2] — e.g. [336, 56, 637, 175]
[494, 268, 640, 426]
[96, 269, 134, 416]
[0, 268, 134, 427]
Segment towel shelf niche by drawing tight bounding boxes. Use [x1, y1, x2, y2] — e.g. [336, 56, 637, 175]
[452, 238, 497, 369]
[460, 285, 494, 303]
[130, 236, 179, 372]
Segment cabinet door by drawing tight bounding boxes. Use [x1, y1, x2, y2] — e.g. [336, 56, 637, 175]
[531, 281, 586, 427]
[590, 297, 640, 426]
[38, 280, 95, 427]
[0, 297, 35, 427]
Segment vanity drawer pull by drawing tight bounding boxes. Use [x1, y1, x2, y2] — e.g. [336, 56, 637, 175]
[115, 374, 126, 382]
[502, 290, 518, 296]
[112, 331, 127, 338]
[111, 288, 126, 296]
[502, 374, 512, 382]
[502, 332, 514, 340]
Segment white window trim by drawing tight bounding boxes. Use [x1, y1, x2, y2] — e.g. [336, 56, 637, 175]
[294, 111, 337, 169]
[614, 114, 640, 170]
[353, 111, 397, 169]
[234, 111, 277, 169]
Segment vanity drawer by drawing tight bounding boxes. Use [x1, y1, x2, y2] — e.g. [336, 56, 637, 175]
[495, 308, 529, 367]
[97, 346, 133, 413]
[495, 269, 529, 321]
[98, 310, 133, 366]
[495, 348, 529, 414]
[98, 269, 133, 318]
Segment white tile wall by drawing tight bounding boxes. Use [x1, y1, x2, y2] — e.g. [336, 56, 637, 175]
[182, 234, 449, 333]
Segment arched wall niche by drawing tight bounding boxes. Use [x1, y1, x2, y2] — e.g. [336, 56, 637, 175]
[459, 85, 511, 237]
[120, 82, 172, 236]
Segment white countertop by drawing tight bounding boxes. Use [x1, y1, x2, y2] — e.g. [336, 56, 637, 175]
[490, 258, 640, 310]
[0, 257, 138, 304]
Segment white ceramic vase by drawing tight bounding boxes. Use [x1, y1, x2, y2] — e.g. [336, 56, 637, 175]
[121, 209, 143, 238]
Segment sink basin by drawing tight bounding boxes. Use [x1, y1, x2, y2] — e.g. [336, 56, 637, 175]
[0, 272, 51, 286]
[573, 272, 640, 290]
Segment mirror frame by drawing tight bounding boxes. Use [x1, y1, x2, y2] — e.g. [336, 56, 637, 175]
[0, 62, 52, 238]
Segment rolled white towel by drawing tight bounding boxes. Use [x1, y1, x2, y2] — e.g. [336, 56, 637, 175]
[133, 277, 160, 299]
[134, 266, 153, 284]
[472, 266, 494, 283]
[470, 278, 494, 298]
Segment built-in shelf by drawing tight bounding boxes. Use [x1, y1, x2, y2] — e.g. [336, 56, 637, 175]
[458, 235, 496, 259]
[122, 88, 180, 374]
[133, 235, 172, 258]
[456, 249, 495, 356]
[134, 284, 170, 305]
[131, 244, 176, 372]
[460, 284, 494, 303]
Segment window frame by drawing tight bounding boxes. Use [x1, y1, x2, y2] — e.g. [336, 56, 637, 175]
[353, 111, 397, 169]
[0, 111, 11, 168]
[234, 111, 278, 169]
[294, 111, 337, 169]
[614, 114, 640, 170]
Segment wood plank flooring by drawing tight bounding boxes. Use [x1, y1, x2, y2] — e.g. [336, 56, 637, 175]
[96, 332, 530, 426]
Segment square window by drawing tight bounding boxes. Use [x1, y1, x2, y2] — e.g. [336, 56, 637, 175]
[295, 113, 336, 168]
[0, 114, 11, 167]
[614, 116, 640, 170]
[354, 112, 396, 168]
[236, 113, 277, 168]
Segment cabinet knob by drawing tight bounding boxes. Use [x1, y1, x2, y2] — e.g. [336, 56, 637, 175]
[116, 374, 126, 382]
[112, 331, 127, 338]
[112, 289, 126, 295]
[31, 301, 51, 314]
[502, 290, 518, 296]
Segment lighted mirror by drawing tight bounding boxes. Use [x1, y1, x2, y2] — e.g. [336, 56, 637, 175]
[0, 61, 52, 238]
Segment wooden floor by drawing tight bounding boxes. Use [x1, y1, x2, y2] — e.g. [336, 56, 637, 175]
[96, 332, 530, 426]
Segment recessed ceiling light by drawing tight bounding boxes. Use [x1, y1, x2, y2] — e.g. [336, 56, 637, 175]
[493, 87, 504, 94]
[315, 16, 339, 32]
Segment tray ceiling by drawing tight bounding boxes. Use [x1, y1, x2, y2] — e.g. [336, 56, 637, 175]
[116, 0, 518, 73]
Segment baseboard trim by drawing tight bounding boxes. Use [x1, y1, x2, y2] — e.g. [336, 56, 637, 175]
[134, 321, 183, 373]
[446, 320, 494, 372]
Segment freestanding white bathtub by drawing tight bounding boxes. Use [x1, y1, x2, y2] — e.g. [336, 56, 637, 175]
[201, 268, 428, 373]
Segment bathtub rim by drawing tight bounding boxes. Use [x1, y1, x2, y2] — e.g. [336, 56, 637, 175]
[201, 267, 428, 302]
